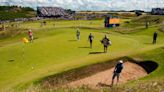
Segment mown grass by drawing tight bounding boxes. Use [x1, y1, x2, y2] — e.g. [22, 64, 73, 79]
[0, 16, 164, 92]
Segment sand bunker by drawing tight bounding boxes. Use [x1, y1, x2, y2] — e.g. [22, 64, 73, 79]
[42, 60, 158, 89]
[67, 62, 147, 88]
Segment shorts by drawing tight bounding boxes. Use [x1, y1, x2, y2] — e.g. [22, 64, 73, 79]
[29, 35, 33, 40]
[112, 72, 120, 79]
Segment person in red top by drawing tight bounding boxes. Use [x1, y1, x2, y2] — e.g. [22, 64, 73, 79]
[28, 29, 33, 42]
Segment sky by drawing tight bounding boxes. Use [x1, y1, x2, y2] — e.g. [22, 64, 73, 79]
[0, 0, 164, 11]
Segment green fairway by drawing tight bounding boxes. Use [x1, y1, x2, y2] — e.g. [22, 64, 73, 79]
[0, 18, 164, 91]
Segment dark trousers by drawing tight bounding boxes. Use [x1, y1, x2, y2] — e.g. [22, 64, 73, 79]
[111, 72, 120, 86]
[90, 40, 92, 48]
[104, 46, 108, 53]
[29, 35, 33, 42]
[153, 38, 157, 44]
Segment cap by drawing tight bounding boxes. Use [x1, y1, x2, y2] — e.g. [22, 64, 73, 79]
[118, 60, 123, 64]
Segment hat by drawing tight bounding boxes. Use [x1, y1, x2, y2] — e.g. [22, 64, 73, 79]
[118, 60, 123, 64]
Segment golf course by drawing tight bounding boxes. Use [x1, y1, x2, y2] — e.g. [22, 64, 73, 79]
[0, 15, 164, 92]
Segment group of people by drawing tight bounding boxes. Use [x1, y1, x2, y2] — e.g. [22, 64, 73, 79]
[75, 29, 159, 87]
[26, 28, 158, 87]
[76, 28, 123, 86]
[76, 28, 112, 53]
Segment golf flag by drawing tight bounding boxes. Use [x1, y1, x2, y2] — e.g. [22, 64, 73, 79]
[22, 37, 29, 43]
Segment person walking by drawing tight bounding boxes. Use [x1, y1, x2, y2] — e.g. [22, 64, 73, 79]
[111, 60, 124, 86]
[153, 31, 158, 44]
[76, 28, 80, 41]
[145, 21, 149, 29]
[101, 35, 111, 53]
[28, 29, 33, 42]
[88, 33, 94, 48]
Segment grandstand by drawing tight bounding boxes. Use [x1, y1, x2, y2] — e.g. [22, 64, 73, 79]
[151, 8, 164, 15]
[37, 7, 72, 19]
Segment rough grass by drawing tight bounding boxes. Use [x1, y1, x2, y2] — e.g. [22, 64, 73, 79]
[19, 80, 164, 92]
[132, 15, 164, 24]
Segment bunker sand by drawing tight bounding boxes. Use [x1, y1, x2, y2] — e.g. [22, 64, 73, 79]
[67, 62, 147, 88]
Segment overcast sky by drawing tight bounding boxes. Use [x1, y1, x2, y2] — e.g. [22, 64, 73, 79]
[0, 0, 164, 11]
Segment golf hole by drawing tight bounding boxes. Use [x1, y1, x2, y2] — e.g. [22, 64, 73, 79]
[40, 57, 158, 88]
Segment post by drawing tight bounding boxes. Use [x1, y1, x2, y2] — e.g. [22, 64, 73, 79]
[22, 43, 25, 62]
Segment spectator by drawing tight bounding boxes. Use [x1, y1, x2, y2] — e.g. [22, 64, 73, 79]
[153, 31, 158, 44]
[88, 33, 94, 48]
[28, 29, 33, 42]
[76, 28, 80, 41]
[101, 35, 111, 53]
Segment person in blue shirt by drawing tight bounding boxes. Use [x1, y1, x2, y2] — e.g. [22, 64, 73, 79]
[88, 33, 94, 48]
[111, 60, 124, 86]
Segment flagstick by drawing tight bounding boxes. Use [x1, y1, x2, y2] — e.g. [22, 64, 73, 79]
[22, 43, 25, 62]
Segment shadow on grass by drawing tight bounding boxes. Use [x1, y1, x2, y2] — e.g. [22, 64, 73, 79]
[144, 42, 153, 45]
[34, 37, 38, 40]
[79, 47, 90, 48]
[89, 52, 104, 54]
[68, 40, 77, 42]
[8, 59, 14, 62]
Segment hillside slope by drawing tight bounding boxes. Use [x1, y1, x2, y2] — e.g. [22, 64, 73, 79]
[0, 6, 36, 20]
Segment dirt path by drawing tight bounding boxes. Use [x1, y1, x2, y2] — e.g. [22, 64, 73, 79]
[67, 62, 147, 88]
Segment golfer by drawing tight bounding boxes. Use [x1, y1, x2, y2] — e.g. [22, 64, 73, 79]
[28, 29, 33, 42]
[111, 60, 124, 86]
[153, 31, 158, 44]
[76, 28, 80, 41]
[101, 35, 111, 53]
[88, 33, 94, 48]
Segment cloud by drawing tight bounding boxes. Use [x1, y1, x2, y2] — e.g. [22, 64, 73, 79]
[0, 0, 164, 11]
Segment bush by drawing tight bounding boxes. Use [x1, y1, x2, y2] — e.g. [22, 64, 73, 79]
[0, 6, 35, 20]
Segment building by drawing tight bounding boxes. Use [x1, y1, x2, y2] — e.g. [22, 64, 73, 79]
[151, 8, 164, 15]
[37, 7, 72, 19]
[104, 15, 120, 28]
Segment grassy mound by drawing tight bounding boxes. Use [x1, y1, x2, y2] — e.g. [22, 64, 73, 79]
[132, 15, 164, 24]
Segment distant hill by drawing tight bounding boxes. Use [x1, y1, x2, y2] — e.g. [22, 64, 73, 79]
[0, 6, 36, 20]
